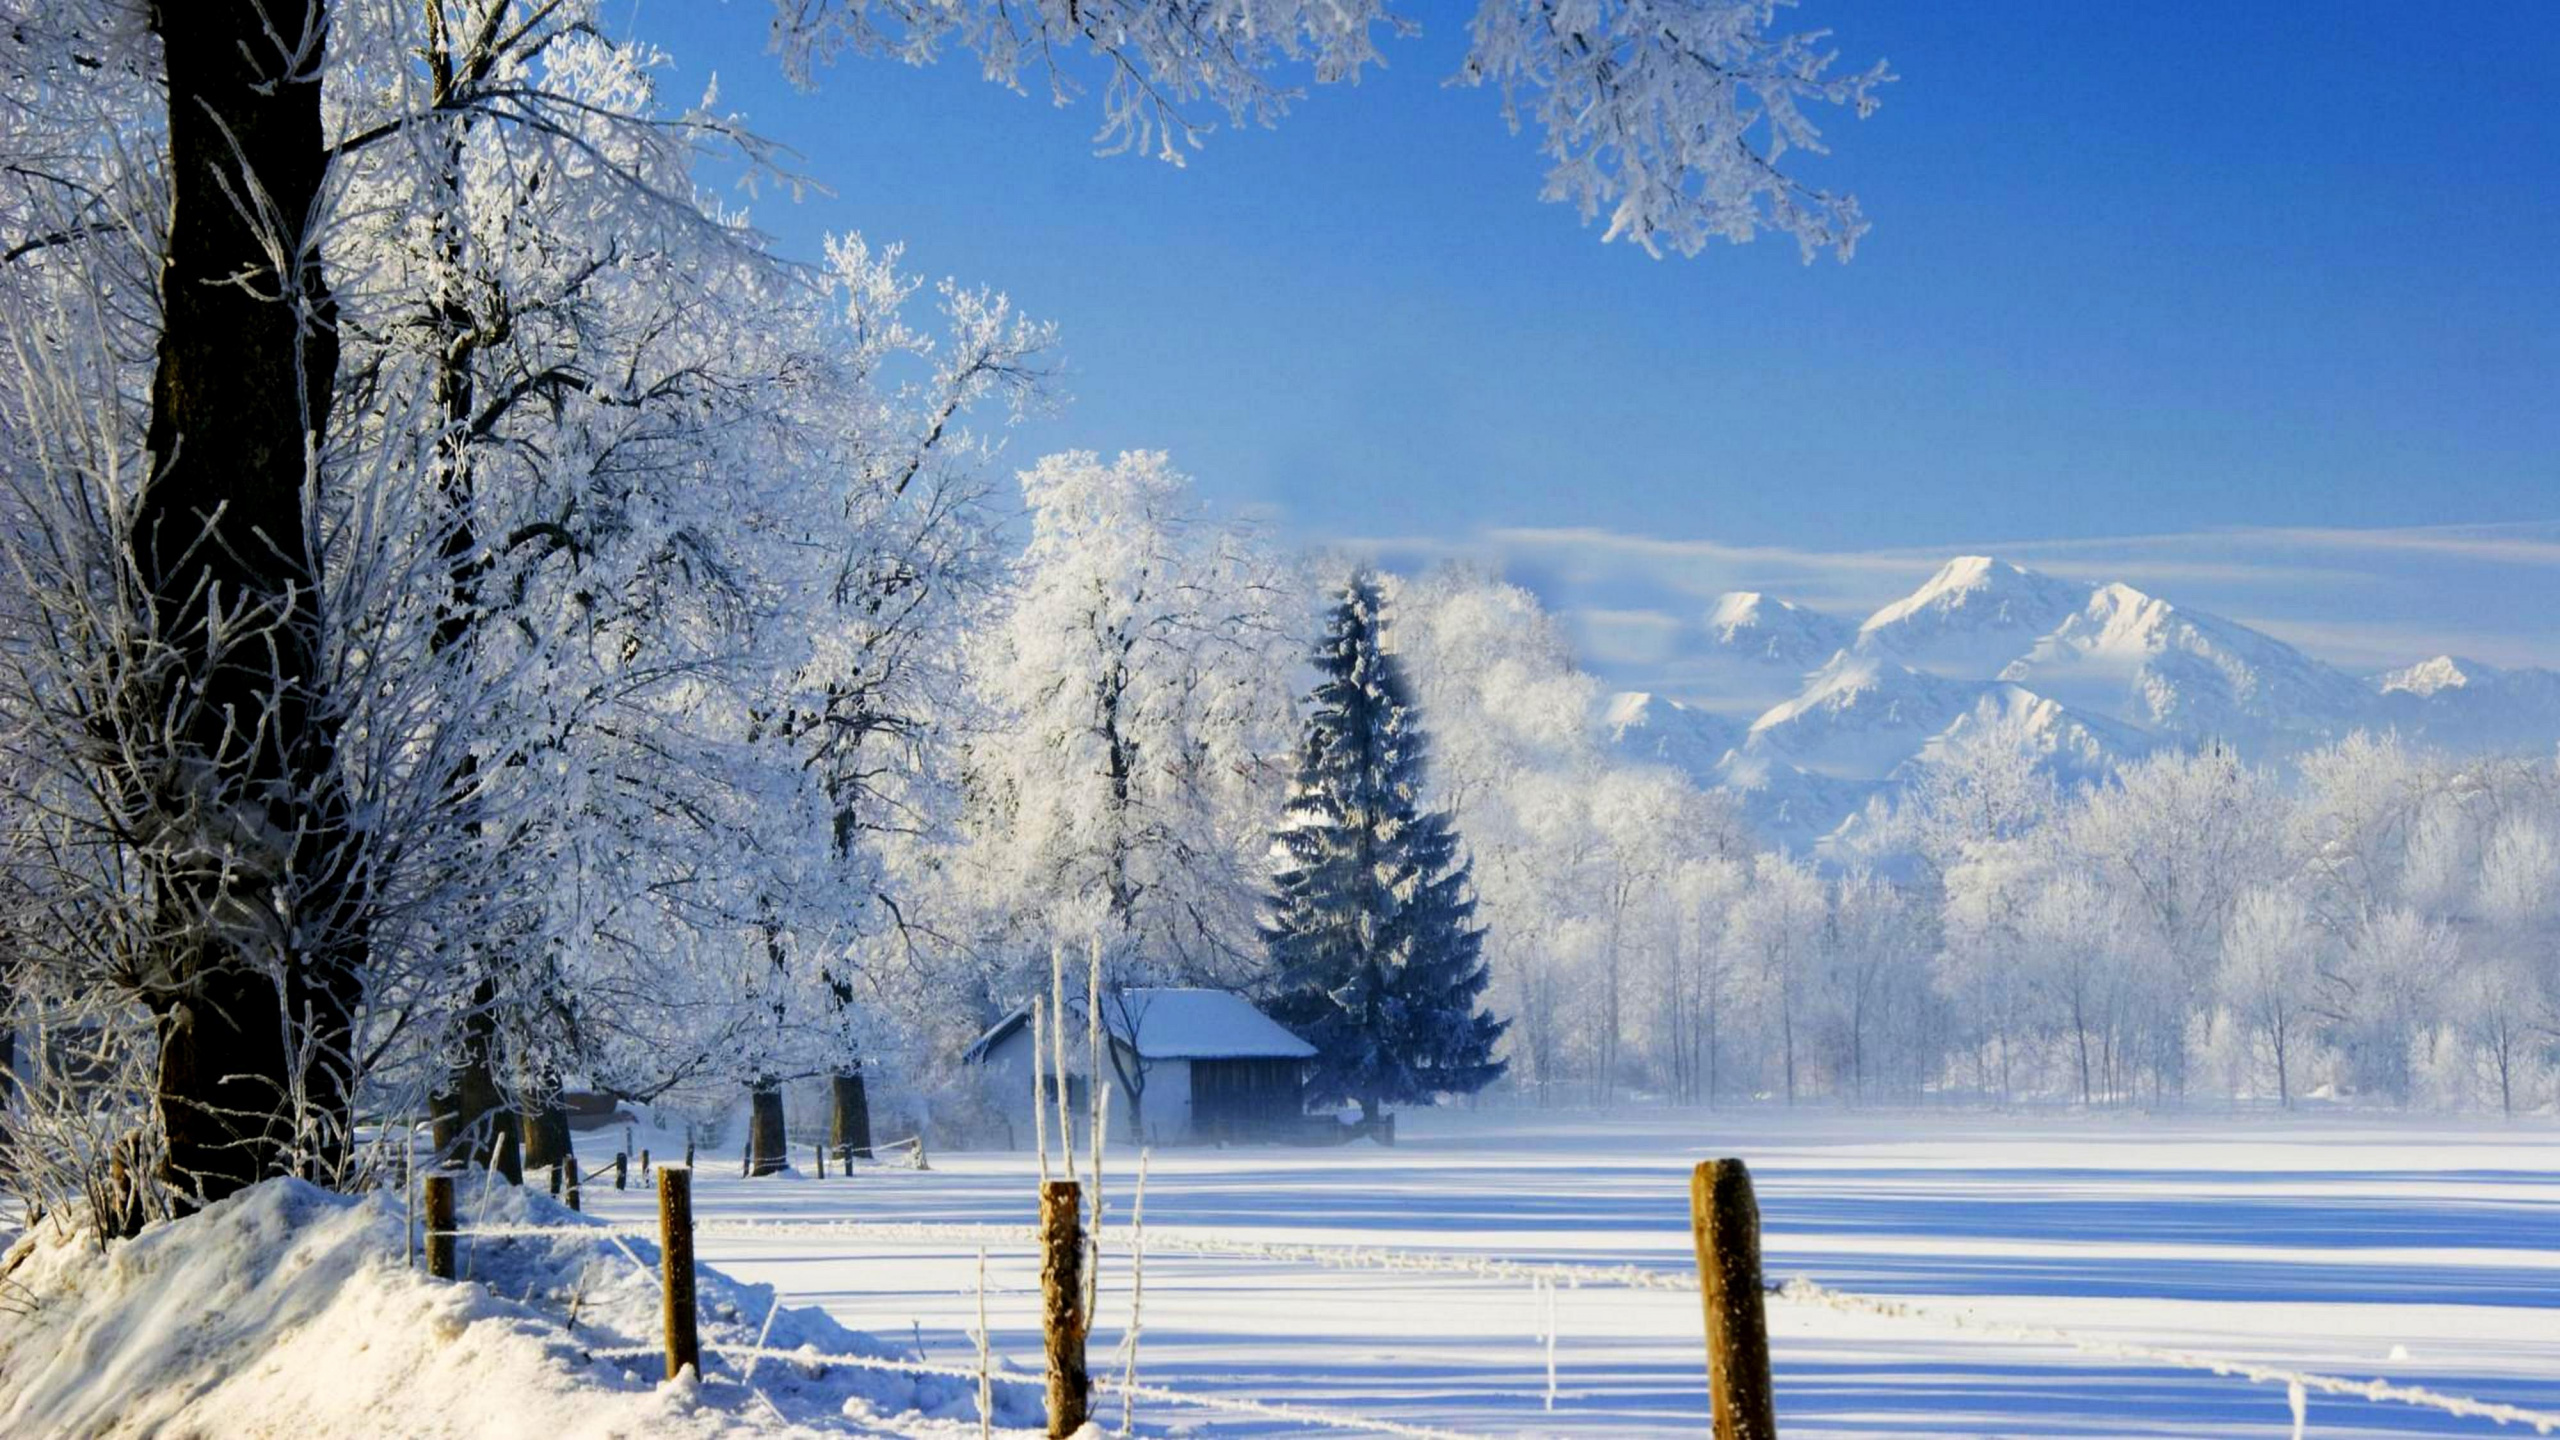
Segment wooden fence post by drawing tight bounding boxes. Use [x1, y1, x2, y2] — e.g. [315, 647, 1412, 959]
[566, 1154, 581, 1212]
[615, 1152, 629, 1190]
[1690, 1158, 1776, 1439]
[1039, 1179, 1088, 1437]
[814, 1137, 826, 1179]
[659, 1166, 699, 1382]
[640, 1148, 650, 1179]
[423, 1172, 456, 1281]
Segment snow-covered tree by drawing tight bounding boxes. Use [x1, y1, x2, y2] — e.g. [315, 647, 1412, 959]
[1264, 575, 1504, 1122]
[1726, 852, 1826, 1104]
[2220, 887, 2324, 1108]
[776, 0, 1891, 259]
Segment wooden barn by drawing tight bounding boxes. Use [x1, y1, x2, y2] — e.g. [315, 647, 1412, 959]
[963, 988, 1317, 1145]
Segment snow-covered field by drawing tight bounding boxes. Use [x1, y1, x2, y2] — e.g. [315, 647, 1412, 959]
[557, 1105, 2560, 1438]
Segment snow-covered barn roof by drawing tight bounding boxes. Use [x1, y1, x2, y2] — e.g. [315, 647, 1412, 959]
[963, 988, 1316, 1064]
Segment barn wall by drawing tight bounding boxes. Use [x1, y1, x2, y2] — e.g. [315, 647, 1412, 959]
[978, 1028, 1178, 1146]
[1132, 1056, 1191, 1145]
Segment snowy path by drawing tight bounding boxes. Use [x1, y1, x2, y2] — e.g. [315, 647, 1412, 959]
[571, 1108, 2560, 1437]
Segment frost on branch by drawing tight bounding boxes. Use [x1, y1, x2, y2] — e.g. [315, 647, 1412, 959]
[773, 0, 1891, 257]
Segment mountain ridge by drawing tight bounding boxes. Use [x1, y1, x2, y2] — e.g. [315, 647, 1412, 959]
[1600, 555, 2560, 849]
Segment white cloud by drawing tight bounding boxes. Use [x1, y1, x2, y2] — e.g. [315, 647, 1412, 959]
[1342, 519, 2560, 688]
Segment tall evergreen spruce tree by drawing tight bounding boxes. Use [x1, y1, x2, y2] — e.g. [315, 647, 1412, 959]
[1266, 575, 1505, 1122]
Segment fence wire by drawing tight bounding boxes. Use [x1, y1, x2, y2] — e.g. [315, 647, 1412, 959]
[448, 1205, 2560, 1436]
[581, 1340, 1499, 1439]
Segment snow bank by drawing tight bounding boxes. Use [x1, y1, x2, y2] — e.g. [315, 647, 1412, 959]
[0, 1177, 1037, 1438]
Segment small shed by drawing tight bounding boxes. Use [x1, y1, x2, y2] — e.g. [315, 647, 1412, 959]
[963, 988, 1317, 1145]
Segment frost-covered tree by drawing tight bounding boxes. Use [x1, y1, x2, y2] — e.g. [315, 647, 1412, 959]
[2220, 888, 2324, 1108]
[1264, 575, 1504, 1122]
[1816, 868, 1932, 1102]
[2067, 745, 2282, 1096]
[776, 0, 1892, 259]
[956, 451, 1301, 1128]
[1726, 852, 1826, 1104]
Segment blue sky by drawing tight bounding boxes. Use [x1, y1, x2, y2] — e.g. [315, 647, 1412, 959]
[623, 1, 2559, 678]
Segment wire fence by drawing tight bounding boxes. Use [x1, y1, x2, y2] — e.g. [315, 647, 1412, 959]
[582, 1341, 1496, 1440]
[437, 1198, 2560, 1437]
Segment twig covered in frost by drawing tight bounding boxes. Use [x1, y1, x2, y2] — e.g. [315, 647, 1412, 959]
[1031, 997, 1048, 1185]
[1120, 1146, 1150, 1438]
[976, 1245, 993, 1440]
[1048, 945, 1071, 1174]
[1539, 1277, 1558, 1412]
[738, 1294, 789, 1425]
[1085, 1083, 1110, 1321]
[465, 1161, 505, 1281]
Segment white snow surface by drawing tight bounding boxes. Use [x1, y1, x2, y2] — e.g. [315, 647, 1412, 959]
[1705, 591, 1851, 667]
[11, 1107, 2558, 1438]
[1599, 691, 1741, 776]
[972, 987, 1316, 1061]
[2379, 654, 2481, 697]
[1112, 989, 1317, 1059]
[0, 1173, 1023, 1439]
[1854, 556, 2092, 678]
[567, 1105, 2559, 1438]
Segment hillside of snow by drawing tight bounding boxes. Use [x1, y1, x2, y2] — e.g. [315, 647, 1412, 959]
[1602, 555, 2560, 849]
[1708, 591, 1851, 668]
[0, 1178, 1019, 1439]
[1854, 556, 2089, 678]
[1601, 691, 1741, 775]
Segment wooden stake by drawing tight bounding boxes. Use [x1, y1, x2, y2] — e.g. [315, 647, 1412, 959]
[1038, 1179, 1088, 1437]
[423, 1172, 456, 1280]
[565, 1154, 581, 1212]
[814, 1137, 826, 1179]
[1690, 1158, 1776, 1438]
[615, 1152, 629, 1190]
[659, 1166, 700, 1382]
[640, 1147, 651, 1178]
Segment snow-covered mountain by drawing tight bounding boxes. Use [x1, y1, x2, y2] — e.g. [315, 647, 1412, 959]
[1903, 684, 2159, 785]
[1999, 581, 2371, 751]
[1743, 653, 1987, 781]
[1706, 591, 1851, 668]
[1855, 556, 2091, 677]
[2370, 656, 2560, 755]
[1600, 556, 2560, 851]
[1600, 691, 1741, 775]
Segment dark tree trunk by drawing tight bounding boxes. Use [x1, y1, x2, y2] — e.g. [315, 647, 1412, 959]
[522, 1102, 572, 1175]
[829, 1068, 872, 1161]
[133, 1, 361, 1208]
[430, 975, 513, 1172]
[747, 1082, 788, 1176]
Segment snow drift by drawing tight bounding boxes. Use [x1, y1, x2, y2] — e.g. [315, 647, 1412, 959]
[0, 1178, 1024, 1439]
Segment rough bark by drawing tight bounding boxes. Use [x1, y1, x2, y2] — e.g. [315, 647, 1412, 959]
[429, 976, 515, 1174]
[133, 0, 361, 1207]
[746, 1082, 788, 1176]
[828, 1067, 872, 1160]
[1038, 1180, 1088, 1436]
[521, 1101, 572, 1175]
